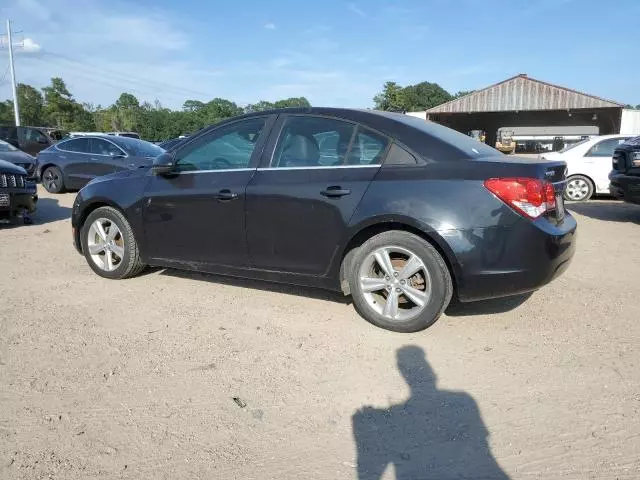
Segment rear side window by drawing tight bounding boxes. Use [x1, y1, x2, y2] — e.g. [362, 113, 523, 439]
[384, 143, 418, 166]
[586, 138, 629, 157]
[346, 128, 389, 165]
[57, 138, 89, 153]
[272, 116, 355, 168]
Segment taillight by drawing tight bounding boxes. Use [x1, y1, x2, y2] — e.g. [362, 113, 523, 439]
[484, 177, 556, 219]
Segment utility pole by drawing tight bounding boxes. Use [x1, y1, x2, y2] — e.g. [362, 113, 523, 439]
[6, 19, 20, 126]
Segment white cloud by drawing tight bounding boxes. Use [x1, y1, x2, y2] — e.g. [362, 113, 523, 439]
[264, 22, 276, 30]
[347, 3, 367, 18]
[21, 38, 41, 53]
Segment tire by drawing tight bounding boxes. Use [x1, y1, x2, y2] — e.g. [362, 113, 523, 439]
[564, 175, 594, 202]
[348, 231, 453, 333]
[80, 206, 146, 280]
[41, 166, 65, 194]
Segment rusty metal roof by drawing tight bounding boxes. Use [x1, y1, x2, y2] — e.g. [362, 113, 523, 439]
[426, 74, 623, 113]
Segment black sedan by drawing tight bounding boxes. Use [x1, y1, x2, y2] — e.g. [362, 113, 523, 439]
[36, 135, 165, 193]
[71, 108, 576, 332]
[0, 139, 37, 179]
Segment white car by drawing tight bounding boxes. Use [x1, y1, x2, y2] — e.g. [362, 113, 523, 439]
[540, 134, 633, 201]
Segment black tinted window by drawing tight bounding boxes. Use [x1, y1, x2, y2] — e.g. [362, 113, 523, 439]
[175, 118, 266, 172]
[346, 128, 389, 165]
[25, 128, 47, 143]
[272, 116, 355, 167]
[385, 143, 418, 165]
[58, 138, 89, 153]
[116, 138, 164, 157]
[90, 139, 124, 156]
[586, 138, 629, 157]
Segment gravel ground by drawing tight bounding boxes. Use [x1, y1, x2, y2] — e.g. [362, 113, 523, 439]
[1, 188, 639, 479]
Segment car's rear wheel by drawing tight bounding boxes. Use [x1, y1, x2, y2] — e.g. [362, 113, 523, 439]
[41, 166, 65, 193]
[80, 206, 146, 279]
[564, 175, 593, 202]
[348, 231, 453, 332]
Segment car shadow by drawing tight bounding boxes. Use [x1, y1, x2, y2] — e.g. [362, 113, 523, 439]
[34, 197, 73, 223]
[568, 200, 640, 224]
[0, 197, 72, 229]
[158, 268, 352, 304]
[352, 346, 510, 479]
[445, 292, 533, 317]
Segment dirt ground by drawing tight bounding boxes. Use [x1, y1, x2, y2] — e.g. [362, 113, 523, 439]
[1, 188, 639, 479]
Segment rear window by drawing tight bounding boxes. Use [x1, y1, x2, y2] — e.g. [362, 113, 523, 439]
[621, 136, 640, 147]
[384, 113, 501, 158]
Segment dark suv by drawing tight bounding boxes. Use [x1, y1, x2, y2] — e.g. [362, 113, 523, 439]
[0, 159, 37, 223]
[0, 126, 67, 156]
[609, 136, 640, 204]
[71, 108, 576, 332]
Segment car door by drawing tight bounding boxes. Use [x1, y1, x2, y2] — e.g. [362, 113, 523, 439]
[245, 114, 389, 275]
[583, 137, 630, 191]
[142, 115, 274, 268]
[53, 138, 92, 189]
[86, 138, 128, 178]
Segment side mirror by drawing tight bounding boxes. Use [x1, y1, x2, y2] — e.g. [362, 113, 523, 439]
[151, 152, 176, 175]
[111, 153, 126, 160]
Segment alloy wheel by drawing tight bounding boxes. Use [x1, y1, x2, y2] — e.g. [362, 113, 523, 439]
[565, 178, 590, 201]
[358, 246, 431, 322]
[43, 169, 60, 192]
[87, 218, 125, 272]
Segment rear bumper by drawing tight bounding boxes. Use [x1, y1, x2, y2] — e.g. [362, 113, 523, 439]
[450, 213, 577, 302]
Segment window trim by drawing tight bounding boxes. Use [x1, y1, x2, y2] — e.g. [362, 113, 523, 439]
[55, 136, 128, 157]
[264, 113, 392, 170]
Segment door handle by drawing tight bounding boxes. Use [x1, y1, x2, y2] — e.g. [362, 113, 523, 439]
[321, 186, 351, 197]
[216, 189, 239, 201]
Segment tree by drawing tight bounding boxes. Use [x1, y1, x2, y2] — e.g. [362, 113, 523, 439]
[244, 100, 275, 113]
[453, 90, 475, 99]
[182, 100, 205, 112]
[273, 97, 311, 109]
[42, 77, 79, 129]
[0, 100, 15, 125]
[401, 81, 452, 111]
[17, 84, 44, 125]
[373, 81, 407, 112]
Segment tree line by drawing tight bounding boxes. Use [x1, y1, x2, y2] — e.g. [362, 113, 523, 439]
[0, 77, 311, 141]
[373, 81, 474, 112]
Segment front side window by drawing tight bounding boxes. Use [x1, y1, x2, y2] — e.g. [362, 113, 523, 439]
[90, 139, 125, 156]
[272, 116, 355, 168]
[58, 138, 89, 153]
[586, 138, 629, 158]
[175, 117, 266, 172]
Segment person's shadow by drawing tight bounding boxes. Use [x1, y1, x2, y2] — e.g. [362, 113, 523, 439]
[352, 346, 510, 480]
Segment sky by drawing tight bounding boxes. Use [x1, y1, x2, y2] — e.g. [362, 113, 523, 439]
[0, 0, 639, 110]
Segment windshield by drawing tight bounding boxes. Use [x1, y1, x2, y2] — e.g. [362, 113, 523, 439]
[0, 139, 18, 152]
[499, 130, 513, 139]
[558, 138, 590, 153]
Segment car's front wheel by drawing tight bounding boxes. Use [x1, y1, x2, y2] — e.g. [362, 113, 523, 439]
[348, 231, 453, 332]
[564, 175, 594, 202]
[80, 206, 146, 279]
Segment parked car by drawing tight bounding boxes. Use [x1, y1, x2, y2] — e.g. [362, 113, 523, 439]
[0, 139, 37, 179]
[71, 108, 576, 332]
[539, 134, 632, 201]
[36, 136, 165, 193]
[609, 136, 640, 204]
[0, 126, 67, 156]
[0, 159, 37, 224]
